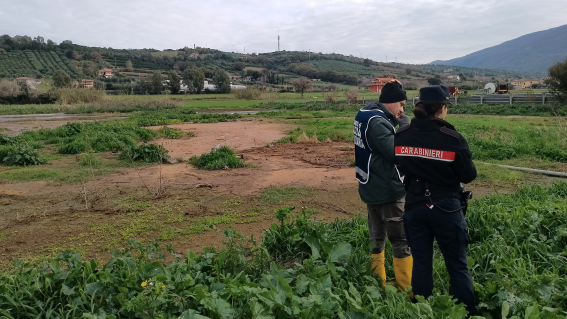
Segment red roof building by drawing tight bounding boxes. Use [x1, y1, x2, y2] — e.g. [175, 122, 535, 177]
[98, 68, 113, 78]
[367, 78, 396, 93]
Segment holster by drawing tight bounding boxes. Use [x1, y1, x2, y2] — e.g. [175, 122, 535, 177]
[459, 184, 473, 216]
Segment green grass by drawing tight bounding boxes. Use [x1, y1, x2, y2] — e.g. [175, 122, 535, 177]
[258, 186, 312, 204]
[473, 161, 525, 185]
[277, 115, 567, 165]
[0, 155, 131, 183]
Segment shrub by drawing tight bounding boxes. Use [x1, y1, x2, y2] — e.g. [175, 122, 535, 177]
[189, 146, 244, 170]
[232, 87, 263, 100]
[2, 145, 47, 166]
[156, 126, 184, 139]
[344, 88, 359, 104]
[120, 143, 170, 163]
[79, 152, 102, 167]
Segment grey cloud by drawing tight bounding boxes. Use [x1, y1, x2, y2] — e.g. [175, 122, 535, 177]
[1, 0, 566, 63]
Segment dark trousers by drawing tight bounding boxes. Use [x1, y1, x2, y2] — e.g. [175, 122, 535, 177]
[367, 198, 411, 258]
[403, 197, 476, 316]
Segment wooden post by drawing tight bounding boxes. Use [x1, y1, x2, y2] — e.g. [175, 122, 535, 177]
[455, 96, 458, 105]
[542, 93, 546, 105]
[510, 94, 513, 105]
[480, 96, 484, 104]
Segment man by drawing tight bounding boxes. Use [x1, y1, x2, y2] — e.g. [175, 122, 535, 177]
[354, 80, 412, 290]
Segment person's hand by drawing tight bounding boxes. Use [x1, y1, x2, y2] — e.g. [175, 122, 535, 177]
[398, 113, 410, 128]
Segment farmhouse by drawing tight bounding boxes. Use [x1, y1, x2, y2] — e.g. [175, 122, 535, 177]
[15, 77, 38, 86]
[98, 68, 113, 78]
[521, 80, 539, 88]
[367, 78, 396, 93]
[511, 79, 540, 89]
[79, 79, 94, 88]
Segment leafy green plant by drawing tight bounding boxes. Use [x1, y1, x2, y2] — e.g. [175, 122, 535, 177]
[156, 126, 184, 139]
[0, 183, 566, 318]
[189, 146, 245, 170]
[120, 143, 170, 163]
[2, 144, 47, 166]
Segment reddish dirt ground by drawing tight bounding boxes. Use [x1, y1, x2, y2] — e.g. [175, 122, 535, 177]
[0, 119, 363, 266]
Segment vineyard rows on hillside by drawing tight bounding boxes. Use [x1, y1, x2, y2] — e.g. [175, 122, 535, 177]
[0, 50, 78, 78]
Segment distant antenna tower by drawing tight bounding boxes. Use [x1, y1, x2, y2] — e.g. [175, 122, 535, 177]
[278, 35, 280, 51]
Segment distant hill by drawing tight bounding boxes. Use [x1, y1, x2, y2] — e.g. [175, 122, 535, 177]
[431, 24, 567, 74]
[0, 34, 534, 90]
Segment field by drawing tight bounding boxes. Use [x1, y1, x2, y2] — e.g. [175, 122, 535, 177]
[0, 50, 79, 78]
[0, 94, 566, 318]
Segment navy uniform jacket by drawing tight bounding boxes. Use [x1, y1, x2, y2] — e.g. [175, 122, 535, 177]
[394, 117, 476, 210]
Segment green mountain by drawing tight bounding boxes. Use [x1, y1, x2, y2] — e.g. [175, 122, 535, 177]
[431, 24, 567, 74]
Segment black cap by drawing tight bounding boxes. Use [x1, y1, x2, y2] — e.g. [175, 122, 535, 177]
[419, 85, 450, 101]
[379, 82, 407, 103]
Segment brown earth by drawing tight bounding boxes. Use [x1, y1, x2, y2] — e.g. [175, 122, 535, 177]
[0, 118, 542, 268]
[0, 119, 362, 267]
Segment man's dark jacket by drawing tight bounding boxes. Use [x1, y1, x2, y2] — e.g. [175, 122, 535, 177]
[394, 117, 476, 210]
[357, 102, 408, 206]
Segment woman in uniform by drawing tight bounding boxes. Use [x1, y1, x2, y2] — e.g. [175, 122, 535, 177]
[394, 85, 477, 315]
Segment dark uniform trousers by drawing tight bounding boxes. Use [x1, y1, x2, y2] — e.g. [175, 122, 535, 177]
[403, 197, 476, 316]
[367, 198, 411, 258]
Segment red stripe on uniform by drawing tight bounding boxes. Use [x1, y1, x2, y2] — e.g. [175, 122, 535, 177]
[395, 146, 456, 162]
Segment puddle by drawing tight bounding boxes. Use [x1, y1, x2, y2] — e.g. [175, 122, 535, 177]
[0, 113, 128, 135]
[0, 113, 127, 123]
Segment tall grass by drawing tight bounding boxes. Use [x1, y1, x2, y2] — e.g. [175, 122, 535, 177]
[56, 88, 108, 105]
[232, 87, 264, 100]
[0, 97, 182, 115]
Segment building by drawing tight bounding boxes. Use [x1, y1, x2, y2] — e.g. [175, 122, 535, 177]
[80, 79, 94, 88]
[15, 77, 38, 86]
[367, 78, 396, 92]
[511, 79, 523, 86]
[521, 80, 539, 88]
[98, 68, 113, 78]
[231, 75, 252, 81]
[511, 79, 540, 88]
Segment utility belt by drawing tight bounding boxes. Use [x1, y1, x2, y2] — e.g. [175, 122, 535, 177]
[405, 176, 472, 215]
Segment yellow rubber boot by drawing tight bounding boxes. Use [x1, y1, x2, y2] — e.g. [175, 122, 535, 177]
[393, 255, 413, 292]
[371, 252, 386, 284]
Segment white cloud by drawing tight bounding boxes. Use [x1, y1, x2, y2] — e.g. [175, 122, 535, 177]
[1, 0, 566, 63]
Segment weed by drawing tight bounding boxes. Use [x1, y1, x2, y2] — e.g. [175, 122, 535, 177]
[120, 143, 170, 163]
[189, 146, 245, 170]
[79, 152, 102, 167]
[156, 126, 185, 139]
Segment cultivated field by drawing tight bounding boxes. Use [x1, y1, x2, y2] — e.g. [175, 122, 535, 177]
[0, 94, 566, 318]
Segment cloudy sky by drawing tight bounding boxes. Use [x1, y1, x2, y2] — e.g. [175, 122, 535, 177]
[1, 0, 566, 64]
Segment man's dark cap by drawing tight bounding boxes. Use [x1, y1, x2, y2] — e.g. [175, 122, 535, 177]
[419, 85, 450, 102]
[379, 82, 407, 103]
